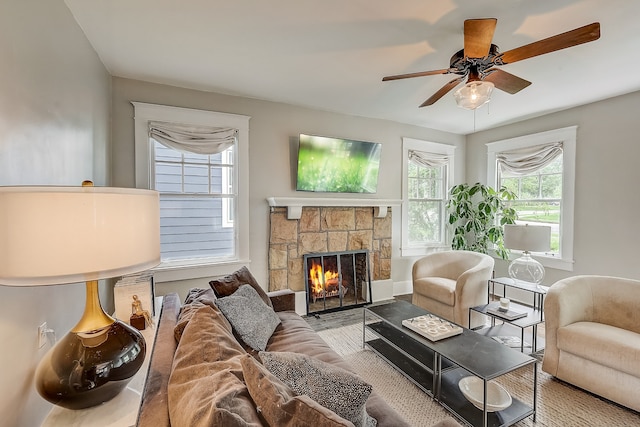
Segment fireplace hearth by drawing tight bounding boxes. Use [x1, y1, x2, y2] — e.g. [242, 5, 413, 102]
[303, 250, 372, 315]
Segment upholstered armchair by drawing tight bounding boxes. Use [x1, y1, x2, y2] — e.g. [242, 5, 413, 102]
[542, 275, 640, 412]
[412, 250, 494, 328]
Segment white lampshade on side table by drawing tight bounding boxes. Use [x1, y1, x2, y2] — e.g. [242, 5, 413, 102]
[0, 182, 160, 410]
[503, 224, 551, 286]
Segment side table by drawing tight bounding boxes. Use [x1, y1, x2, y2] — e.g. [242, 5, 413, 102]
[470, 278, 548, 354]
[41, 296, 163, 427]
[488, 277, 549, 318]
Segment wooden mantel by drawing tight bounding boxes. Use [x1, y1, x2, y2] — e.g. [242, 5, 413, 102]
[267, 197, 402, 220]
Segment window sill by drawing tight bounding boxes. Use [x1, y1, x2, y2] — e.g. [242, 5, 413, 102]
[535, 255, 574, 272]
[152, 258, 251, 283]
[495, 250, 574, 272]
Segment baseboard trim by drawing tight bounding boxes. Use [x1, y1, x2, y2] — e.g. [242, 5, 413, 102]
[393, 280, 412, 297]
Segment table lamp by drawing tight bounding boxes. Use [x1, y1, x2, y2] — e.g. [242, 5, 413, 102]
[0, 182, 160, 410]
[503, 224, 551, 286]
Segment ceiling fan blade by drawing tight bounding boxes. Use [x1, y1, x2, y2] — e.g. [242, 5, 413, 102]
[500, 22, 600, 64]
[464, 18, 497, 58]
[420, 76, 465, 107]
[382, 69, 450, 81]
[484, 69, 531, 94]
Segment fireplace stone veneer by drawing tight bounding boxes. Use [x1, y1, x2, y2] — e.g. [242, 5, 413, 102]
[268, 206, 392, 293]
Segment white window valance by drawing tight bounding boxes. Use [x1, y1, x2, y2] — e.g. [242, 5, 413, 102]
[408, 149, 450, 168]
[149, 121, 237, 155]
[496, 141, 563, 176]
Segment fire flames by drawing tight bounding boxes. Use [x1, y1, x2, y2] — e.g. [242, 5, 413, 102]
[309, 261, 339, 300]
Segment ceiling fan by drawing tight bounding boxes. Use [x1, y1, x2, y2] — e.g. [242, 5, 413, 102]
[383, 19, 601, 109]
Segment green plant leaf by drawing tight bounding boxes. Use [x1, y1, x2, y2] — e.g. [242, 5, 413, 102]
[445, 182, 518, 257]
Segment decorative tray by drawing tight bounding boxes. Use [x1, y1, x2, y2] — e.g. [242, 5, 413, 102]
[402, 314, 463, 341]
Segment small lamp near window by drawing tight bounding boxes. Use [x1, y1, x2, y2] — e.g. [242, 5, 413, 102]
[0, 182, 160, 409]
[503, 224, 551, 286]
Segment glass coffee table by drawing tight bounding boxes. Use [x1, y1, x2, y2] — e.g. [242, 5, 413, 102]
[364, 300, 537, 427]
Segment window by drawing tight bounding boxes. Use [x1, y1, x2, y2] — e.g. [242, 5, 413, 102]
[153, 141, 235, 261]
[402, 138, 455, 256]
[133, 102, 250, 278]
[487, 126, 576, 271]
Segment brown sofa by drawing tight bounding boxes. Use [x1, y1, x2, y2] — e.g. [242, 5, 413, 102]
[136, 289, 412, 426]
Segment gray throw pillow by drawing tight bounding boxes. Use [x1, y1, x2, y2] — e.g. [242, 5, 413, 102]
[215, 284, 281, 351]
[259, 351, 377, 427]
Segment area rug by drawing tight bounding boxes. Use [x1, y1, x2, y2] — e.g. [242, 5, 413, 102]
[317, 323, 640, 427]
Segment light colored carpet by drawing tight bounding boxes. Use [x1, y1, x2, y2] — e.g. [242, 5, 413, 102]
[317, 323, 640, 427]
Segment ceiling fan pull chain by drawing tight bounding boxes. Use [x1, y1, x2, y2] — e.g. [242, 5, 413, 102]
[473, 108, 477, 133]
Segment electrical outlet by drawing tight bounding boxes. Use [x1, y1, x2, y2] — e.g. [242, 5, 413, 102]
[38, 322, 48, 348]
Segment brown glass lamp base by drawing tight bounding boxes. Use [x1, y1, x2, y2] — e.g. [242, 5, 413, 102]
[35, 321, 146, 409]
[35, 281, 146, 410]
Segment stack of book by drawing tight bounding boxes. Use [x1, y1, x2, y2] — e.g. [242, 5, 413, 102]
[492, 335, 530, 348]
[487, 304, 527, 320]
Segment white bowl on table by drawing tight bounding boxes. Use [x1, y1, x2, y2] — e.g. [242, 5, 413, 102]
[458, 376, 512, 412]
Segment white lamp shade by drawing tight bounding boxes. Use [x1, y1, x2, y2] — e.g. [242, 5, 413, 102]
[503, 224, 551, 253]
[0, 186, 160, 286]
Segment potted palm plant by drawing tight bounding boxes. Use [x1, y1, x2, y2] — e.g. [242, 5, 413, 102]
[446, 182, 517, 259]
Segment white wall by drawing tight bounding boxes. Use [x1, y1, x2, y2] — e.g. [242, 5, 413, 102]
[466, 90, 640, 284]
[0, 1, 111, 426]
[110, 77, 466, 298]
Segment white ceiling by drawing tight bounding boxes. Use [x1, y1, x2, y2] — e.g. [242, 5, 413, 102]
[65, 0, 640, 135]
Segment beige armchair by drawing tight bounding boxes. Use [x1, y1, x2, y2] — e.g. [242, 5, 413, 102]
[542, 275, 640, 412]
[412, 250, 494, 328]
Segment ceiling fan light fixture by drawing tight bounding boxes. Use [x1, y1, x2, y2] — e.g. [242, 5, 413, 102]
[453, 81, 494, 110]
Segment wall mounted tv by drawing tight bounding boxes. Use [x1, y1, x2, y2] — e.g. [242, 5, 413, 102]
[296, 133, 382, 193]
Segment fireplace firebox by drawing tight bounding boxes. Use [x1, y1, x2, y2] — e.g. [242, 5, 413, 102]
[303, 250, 372, 315]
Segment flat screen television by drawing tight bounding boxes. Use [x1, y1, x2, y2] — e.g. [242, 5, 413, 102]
[296, 133, 381, 193]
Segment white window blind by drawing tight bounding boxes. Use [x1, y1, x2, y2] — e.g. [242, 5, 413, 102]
[149, 121, 237, 155]
[496, 141, 563, 176]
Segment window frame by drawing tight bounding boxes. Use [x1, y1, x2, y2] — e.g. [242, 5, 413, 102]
[401, 137, 455, 257]
[133, 102, 251, 281]
[220, 148, 234, 228]
[486, 126, 576, 271]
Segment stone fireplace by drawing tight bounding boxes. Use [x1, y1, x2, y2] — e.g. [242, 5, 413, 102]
[268, 202, 394, 299]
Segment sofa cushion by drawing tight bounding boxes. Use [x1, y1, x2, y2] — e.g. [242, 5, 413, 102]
[209, 266, 273, 308]
[259, 351, 377, 427]
[168, 305, 262, 426]
[412, 277, 456, 305]
[240, 354, 355, 427]
[174, 288, 223, 343]
[557, 321, 640, 378]
[184, 287, 218, 306]
[267, 311, 410, 427]
[216, 284, 281, 351]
